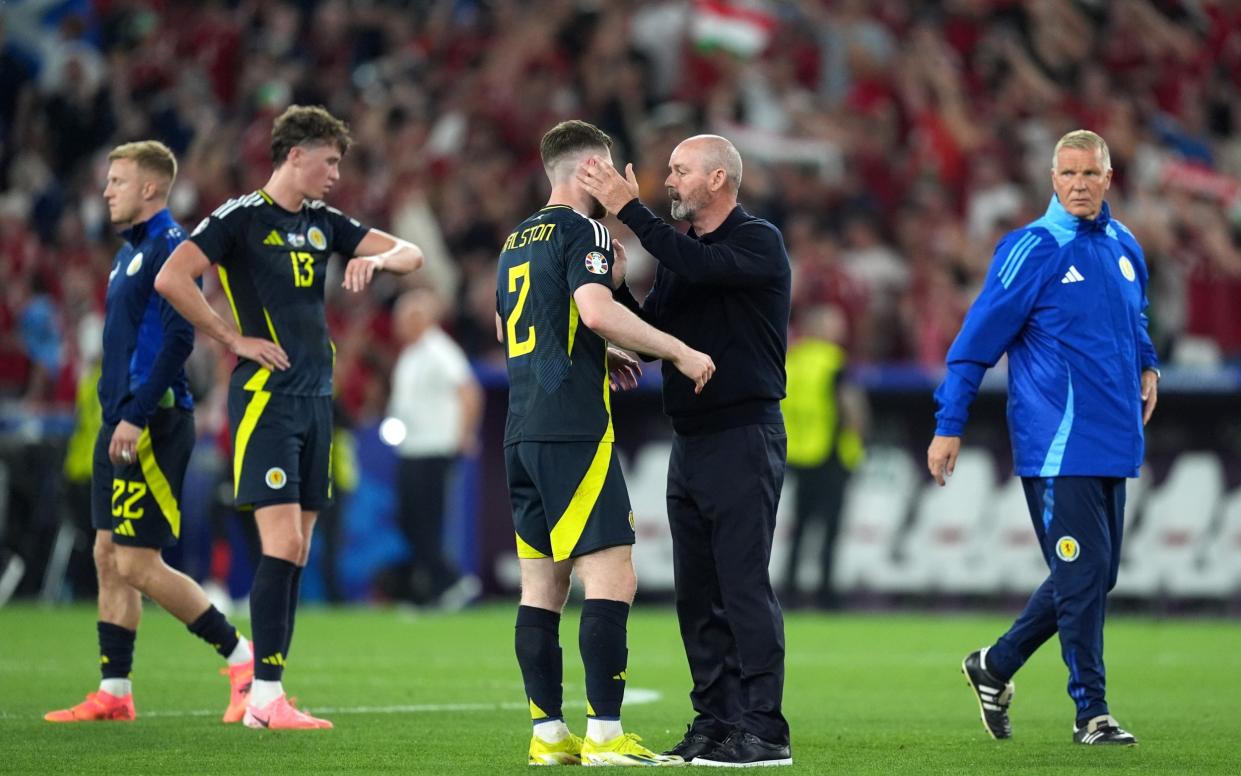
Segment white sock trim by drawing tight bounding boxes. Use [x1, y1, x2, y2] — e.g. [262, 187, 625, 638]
[586, 718, 623, 743]
[249, 679, 283, 709]
[226, 636, 252, 666]
[533, 718, 570, 743]
[99, 678, 132, 697]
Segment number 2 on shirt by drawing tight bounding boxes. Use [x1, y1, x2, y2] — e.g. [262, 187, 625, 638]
[506, 261, 536, 358]
[290, 251, 315, 287]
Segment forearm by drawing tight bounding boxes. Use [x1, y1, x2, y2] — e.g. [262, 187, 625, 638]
[612, 283, 661, 361]
[587, 301, 685, 363]
[376, 240, 424, 275]
[156, 270, 239, 350]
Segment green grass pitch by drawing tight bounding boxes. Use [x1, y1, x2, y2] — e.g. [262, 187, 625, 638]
[0, 604, 1235, 774]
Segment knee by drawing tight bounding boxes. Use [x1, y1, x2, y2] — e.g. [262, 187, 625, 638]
[521, 576, 571, 611]
[94, 535, 121, 585]
[112, 549, 154, 591]
[615, 565, 637, 602]
[262, 531, 305, 562]
[581, 560, 637, 604]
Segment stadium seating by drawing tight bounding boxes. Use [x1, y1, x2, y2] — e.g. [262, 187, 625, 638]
[530, 441, 1240, 603]
[1115, 452, 1225, 598]
[830, 446, 918, 593]
[888, 448, 996, 594]
[970, 478, 1047, 595]
[1164, 486, 1241, 600]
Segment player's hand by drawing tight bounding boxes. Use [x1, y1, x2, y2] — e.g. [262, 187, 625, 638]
[231, 335, 290, 372]
[607, 346, 642, 392]
[343, 256, 384, 293]
[577, 158, 640, 215]
[610, 238, 628, 290]
[108, 420, 142, 467]
[927, 434, 961, 486]
[1141, 368, 1159, 425]
[672, 345, 715, 395]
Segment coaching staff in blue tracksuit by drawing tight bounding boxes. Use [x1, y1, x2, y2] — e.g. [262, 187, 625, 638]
[579, 135, 793, 767]
[929, 130, 1159, 747]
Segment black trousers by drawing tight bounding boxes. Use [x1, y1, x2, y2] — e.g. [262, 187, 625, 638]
[395, 455, 460, 603]
[667, 423, 789, 745]
[783, 455, 849, 605]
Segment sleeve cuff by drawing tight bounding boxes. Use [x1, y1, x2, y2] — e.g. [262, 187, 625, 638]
[616, 198, 645, 223]
[934, 422, 964, 437]
[119, 408, 150, 429]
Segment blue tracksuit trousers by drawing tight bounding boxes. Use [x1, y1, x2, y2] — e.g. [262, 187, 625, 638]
[985, 476, 1126, 724]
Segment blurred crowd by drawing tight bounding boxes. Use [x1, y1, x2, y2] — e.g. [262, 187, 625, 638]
[2, 0, 1241, 428]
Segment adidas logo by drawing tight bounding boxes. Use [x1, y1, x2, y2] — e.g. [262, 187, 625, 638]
[115, 520, 137, 537]
[261, 652, 286, 667]
[263, 230, 284, 246]
[1061, 265, 1085, 284]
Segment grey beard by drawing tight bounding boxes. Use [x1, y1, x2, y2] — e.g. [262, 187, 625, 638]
[670, 200, 692, 221]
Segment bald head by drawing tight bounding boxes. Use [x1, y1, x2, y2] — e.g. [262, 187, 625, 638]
[677, 135, 742, 193]
[665, 134, 743, 229]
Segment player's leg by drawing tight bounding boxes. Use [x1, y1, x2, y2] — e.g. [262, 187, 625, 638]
[572, 544, 635, 742]
[281, 394, 339, 661]
[963, 477, 1059, 739]
[112, 545, 253, 715]
[573, 544, 677, 766]
[1063, 477, 1136, 746]
[507, 443, 580, 765]
[242, 502, 328, 729]
[519, 557, 576, 763]
[286, 508, 318, 661]
[543, 441, 675, 766]
[108, 409, 253, 721]
[45, 428, 141, 722]
[230, 390, 328, 730]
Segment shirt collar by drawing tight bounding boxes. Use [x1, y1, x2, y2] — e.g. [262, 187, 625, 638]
[121, 208, 174, 244]
[1045, 194, 1111, 232]
[691, 204, 750, 244]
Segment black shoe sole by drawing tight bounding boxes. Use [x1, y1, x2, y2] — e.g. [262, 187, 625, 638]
[690, 756, 793, 767]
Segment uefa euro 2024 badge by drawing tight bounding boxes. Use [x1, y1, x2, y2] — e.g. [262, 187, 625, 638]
[585, 251, 609, 275]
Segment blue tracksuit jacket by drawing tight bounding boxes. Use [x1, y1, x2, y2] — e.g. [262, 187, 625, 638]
[934, 195, 1159, 478]
[99, 208, 195, 427]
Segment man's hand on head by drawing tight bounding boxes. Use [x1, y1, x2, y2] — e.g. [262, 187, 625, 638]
[577, 157, 639, 215]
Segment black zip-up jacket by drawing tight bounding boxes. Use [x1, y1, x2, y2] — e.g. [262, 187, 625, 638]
[614, 200, 790, 435]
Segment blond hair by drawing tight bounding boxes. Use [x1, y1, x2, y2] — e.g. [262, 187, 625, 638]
[1052, 130, 1111, 171]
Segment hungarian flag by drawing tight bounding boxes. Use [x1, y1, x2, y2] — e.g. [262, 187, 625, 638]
[691, 0, 778, 59]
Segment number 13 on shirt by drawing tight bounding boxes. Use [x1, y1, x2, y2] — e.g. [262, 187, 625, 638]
[506, 261, 536, 358]
[290, 251, 315, 287]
